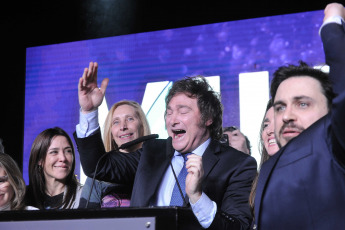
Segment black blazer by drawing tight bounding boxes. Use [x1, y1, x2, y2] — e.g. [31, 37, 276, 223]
[254, 22, 345, 229]
[74, 132, 257, 230]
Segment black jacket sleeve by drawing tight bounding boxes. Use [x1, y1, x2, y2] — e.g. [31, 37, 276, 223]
[74, 128, 140, 185]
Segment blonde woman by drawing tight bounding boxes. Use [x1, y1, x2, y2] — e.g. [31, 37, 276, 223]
[79, 100, 151, 208]
[0, 152, 37, 211]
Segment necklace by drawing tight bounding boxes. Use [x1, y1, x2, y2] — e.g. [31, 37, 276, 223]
[46, 185, 65, 197]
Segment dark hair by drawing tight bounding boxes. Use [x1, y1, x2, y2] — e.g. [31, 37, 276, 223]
[223, 126, 237, 133]
[27, 127, 78, 209]
[249, 99, 273, 217]
[270, 61, 335, 109]
[165, 76, 223, 140]
[245, 136, 251, 155]
[223, 127, 251, 155]
[0, 138, 4, 153]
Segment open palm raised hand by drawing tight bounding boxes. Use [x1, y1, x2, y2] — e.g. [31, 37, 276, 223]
[78, 62, 109, 114]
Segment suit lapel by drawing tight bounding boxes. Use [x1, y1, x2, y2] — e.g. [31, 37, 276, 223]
[183, 140, 219, 205]
[201, 140, 220, 183]
[133, 139, 174, 206]
[254, 148, 283, 226]
[144, 138, 219, 206]
[147, 139, 175, 205]
[254, 115, 327, 226]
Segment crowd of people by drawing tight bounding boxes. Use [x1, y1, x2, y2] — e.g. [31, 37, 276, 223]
[1, 3, 344, 229]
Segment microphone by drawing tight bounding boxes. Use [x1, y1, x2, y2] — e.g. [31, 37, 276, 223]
[168, 136, 189, 207]
[118, 134, 159, 150]
[166, 136, 173, 157]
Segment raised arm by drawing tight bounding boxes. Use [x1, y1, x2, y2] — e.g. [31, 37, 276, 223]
[74, 128, 140, 184]
[321, 3, 345, 93]
[78, 62, 109, 114]
[321, 3, 345, 164]
[324, 3, 345, 23]
[76, 63, 139, 184]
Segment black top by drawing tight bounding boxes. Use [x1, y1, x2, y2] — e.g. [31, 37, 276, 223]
[43, 192, 64, 209]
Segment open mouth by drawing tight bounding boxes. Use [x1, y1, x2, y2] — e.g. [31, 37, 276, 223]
[119, 133, 133, 139]
[268, 138, 276, 146]
[172, 129, 186, 139]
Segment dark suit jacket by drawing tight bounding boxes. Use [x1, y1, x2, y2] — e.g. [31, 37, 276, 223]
[254, 22, 345, 229]
[74, 131, 257, 230]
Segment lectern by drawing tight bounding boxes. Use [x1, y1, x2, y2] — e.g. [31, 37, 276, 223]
[0, 207, 201, 230]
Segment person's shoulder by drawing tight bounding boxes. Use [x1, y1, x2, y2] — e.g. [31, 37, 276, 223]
[76, 183, 83, 192]
[141, 138, 171, 157]
[213, 140, 257, 165]
[213, 140, 248, 156]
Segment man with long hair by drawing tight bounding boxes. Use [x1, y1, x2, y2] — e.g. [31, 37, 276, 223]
[75, 65, 257, 229]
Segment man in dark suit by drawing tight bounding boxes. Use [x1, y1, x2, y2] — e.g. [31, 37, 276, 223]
[254, 3, 345, 229]
[75, 65, 257, 229]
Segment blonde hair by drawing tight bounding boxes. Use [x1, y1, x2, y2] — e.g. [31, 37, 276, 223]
[103, 100, 151, 152]
[0, 153, 26, 210]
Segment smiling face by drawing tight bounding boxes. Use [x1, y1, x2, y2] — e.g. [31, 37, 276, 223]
[41, 135, 73, 183]
[274, 76, 328, 147]
[0, 167, 14, 209]
[165, 93, 212, 153]
[262, 107, 279, 156]
[111, 104, 142, 152]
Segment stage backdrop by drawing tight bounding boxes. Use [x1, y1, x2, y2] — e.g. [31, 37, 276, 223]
[24, 10, 325, 184]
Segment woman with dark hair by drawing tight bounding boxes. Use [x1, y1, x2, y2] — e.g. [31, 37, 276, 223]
[249, 99, 279, 221]
[25, 127, 82, 209]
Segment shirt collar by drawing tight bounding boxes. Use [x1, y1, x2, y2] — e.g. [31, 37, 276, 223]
[174, 138, 211, 157]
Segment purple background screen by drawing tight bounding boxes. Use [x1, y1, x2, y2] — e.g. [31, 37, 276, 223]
[24, 10, 325, 183]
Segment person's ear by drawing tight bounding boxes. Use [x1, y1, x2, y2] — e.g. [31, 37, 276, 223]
[205, 119, 213, 127]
